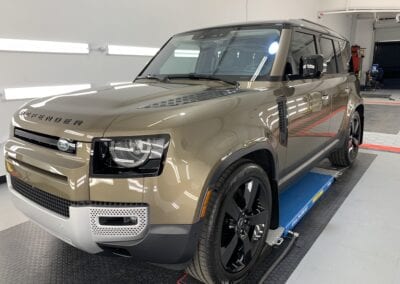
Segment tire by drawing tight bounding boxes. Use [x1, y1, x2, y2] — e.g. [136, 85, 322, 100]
[329, 111, 362, 167]
[186, 161, 272, 283]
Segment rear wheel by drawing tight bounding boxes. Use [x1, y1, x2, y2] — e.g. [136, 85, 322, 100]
[186, 162, 272, 283]
[329, 111, 362, 167]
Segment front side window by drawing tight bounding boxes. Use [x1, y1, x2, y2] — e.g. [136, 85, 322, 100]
[320, 37, 337, 74]
[286, 32, 317, 77]
[139, 27, 281, 82]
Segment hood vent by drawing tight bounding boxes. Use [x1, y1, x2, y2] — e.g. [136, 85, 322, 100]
[139, 88, 241, 109]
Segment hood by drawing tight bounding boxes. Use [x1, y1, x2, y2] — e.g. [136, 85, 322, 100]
[12, 82, 247, 141]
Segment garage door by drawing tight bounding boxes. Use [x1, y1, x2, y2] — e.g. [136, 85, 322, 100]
[373, 41, 400, 79]
[373, 25, 400, 88]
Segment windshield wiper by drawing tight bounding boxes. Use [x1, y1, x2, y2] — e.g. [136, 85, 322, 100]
[165, 74, 239, 87]
[135, 74, 165, 82]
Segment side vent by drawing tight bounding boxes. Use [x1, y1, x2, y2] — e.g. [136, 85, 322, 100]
[277, 96, 288, 147]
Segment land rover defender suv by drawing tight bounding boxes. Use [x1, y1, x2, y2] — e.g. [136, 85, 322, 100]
[4, 19, 363, 283]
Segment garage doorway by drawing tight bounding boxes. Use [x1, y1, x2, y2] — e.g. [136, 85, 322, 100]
[373, 41, 400, 89]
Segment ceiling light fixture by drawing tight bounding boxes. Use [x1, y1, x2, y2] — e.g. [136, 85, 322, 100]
[4, 84, 91, 100]
[107, 45, 159, 56]
[0, 38, 89, 54]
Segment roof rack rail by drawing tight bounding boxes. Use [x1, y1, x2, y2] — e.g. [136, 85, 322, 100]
[295, 19, 347, 40]
[299, 18, 330, 29]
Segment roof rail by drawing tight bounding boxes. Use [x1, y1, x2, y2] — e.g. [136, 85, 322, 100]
[299, 18, 330, 29]
[295, 19, 347, 40]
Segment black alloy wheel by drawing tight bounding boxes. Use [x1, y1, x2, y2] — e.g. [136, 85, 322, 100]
[329, 111, 362, 167]
[219, 178, 269, 273]
[347, 112, 362, 162]
[186, 162, 272, 283]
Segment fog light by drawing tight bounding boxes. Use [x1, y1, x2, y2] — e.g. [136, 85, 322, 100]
[6, 160, 15, 173]
[98, 216, 138, 226]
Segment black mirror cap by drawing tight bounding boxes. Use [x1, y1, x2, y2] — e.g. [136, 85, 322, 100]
[300, 55, 324, 79]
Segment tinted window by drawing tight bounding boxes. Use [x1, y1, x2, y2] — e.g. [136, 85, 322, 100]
[320, 37, 337, 74]
[334, 39, 349, 73]
[286, 32, 317, 76]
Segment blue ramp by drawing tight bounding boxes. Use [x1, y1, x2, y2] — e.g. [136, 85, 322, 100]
[279, 172, 335, 236]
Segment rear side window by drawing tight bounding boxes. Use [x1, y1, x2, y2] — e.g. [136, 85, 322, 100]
[334, 39, 349, 73]
[286, 32, 317, 76]
[319, 37, 337, 74]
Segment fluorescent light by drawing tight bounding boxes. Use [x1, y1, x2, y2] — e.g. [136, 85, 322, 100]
[0, 38, 89, 54]
[174, 49, 200, 58]
[107, 45, 158, 56]
[109, 81, 132, 86]
[4, 84, 91, 100]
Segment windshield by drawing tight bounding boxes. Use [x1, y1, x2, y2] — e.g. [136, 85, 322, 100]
[138, 26, 281, 82]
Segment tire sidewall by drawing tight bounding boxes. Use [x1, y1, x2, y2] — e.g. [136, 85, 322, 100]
[208, 163, 272, 282]
[346, 111, 361, 164]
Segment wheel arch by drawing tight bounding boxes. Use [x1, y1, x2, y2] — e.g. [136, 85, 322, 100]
[355, 104, 364, 144]
[203, 145, 280, 230]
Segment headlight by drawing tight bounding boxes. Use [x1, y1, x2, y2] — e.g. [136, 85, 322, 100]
[91, 135, 170, 177]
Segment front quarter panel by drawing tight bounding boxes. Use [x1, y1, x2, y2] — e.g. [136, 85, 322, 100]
[104, 86, 286, 224]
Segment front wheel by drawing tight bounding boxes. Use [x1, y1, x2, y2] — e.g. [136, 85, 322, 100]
[186, 162, 272, 283]
[329, 111, 362, 167]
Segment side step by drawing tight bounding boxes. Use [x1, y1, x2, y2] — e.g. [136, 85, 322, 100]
[266, 168, 337, 245]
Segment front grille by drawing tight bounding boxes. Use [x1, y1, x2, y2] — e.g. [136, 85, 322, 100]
[11, 177, 72, 217]
[14, 128, 76, 154]
[10, 177, 147, 219]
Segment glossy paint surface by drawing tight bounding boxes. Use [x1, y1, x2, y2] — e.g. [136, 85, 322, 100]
[4, 25, 363, 225]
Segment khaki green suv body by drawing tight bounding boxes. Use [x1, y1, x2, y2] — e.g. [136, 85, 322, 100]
[5, 20, 363, 283]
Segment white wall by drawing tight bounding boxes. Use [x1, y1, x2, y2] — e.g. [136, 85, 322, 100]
[352, 18, 400, 84]
[320, 0, 400, 10]
[0, 0, 247, 175]
[0, 0, 355, 175]
[375, 22, 400, 42]
[247, 0, 353, 39]
[349, 0, 400, 9]
[319, 14, 354, 39]
[353, 18, 375, 83]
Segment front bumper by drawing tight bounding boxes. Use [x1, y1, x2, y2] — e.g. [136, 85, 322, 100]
[7, 174, 201, 263]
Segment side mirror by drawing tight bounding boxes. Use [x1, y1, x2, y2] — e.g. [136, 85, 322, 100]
[300, 55, 324, 79]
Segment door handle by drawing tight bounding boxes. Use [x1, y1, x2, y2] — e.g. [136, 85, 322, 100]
[345, 87, 351, 95]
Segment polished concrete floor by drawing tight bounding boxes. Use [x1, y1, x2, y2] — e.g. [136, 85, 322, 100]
[0, 182, 27, 231]
[288, 150, 400, 284]
[287, 92, 400, 283]
[0, 93, 399, 283]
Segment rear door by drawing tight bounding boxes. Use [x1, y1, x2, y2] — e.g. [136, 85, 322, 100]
[329, 39, 351, 136]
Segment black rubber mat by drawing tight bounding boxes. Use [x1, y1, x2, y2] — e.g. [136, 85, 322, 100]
[0, 153, 376, 284]
[0, 223, 183, 283]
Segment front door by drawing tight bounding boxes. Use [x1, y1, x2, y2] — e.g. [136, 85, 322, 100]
[283, 31, 331, 174]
